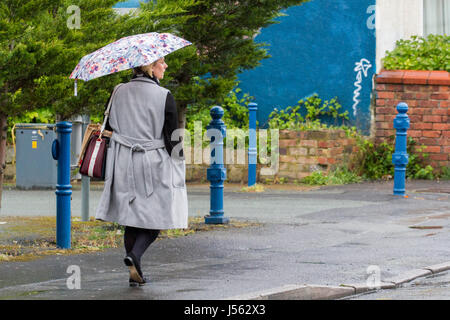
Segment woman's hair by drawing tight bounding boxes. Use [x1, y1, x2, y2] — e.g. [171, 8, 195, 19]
[132, 63, 154, 77]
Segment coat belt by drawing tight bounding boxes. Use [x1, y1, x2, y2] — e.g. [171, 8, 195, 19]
[111, 132, 165, 203]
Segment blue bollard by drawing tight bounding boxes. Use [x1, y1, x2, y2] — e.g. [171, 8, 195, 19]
[205, 106, 229, 224]
[248, 102, 258, 186]
[392, 102, 410, 196]
[52, 121, 72, 248]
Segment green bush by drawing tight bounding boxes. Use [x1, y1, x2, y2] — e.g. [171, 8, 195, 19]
[413, 165, 435, 180]
[355, 139, 394, 180]
[185, 84, 252, 148]
[382, 34, 450, 71]
[302, 171, 328, 185]
[355, 136, 435, 180]
[7, 108, 54, 143]
[268, 94, 349, 130]
[186, 85, 251, 132]
[440, 167, 450, 180]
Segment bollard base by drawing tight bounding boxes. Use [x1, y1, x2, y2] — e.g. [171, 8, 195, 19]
[205, 215, 229, 225]
[393, 190, 406, 196]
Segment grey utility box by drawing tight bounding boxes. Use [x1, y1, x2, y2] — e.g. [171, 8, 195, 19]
[15, 124, 57, 189]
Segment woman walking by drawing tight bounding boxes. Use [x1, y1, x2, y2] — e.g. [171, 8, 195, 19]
[95, 57, 188, 286]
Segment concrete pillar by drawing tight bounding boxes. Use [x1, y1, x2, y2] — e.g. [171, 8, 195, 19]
[376, 0, 424, 73]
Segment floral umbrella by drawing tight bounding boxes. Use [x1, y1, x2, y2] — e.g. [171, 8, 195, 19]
[69, 32, 192, 95]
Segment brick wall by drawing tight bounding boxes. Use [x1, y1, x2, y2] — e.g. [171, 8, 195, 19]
[375, 70, 449, 171]
[276, 129, 358, 181]
[185, 129, 359, 183]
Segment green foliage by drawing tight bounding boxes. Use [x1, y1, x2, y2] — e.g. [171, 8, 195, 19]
[0, 0, 127, 120]
[222, 87, 251, 129]
[267, 94, 349, 130]
[302, 167, 362, 186]
[10, 108, 54, 125]
[355, 139, 394, 180]
[355, 136, 435, 180]
[185, 84, 252, 147]
[382, 34, 450, 71]
[413, 165, 435, 180]
[405, 139, 435, 180]
[301, 171, 328, 186]
[7, 108, 54, 142]
[440, 167, 450, 180]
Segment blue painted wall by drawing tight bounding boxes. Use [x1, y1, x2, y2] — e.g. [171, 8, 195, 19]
[239, 0, 376, 133]
[238, 0, 376, 133]
[115, 0, 376, 133]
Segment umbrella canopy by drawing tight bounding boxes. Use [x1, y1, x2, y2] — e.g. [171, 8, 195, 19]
[69, 32, 192, 82]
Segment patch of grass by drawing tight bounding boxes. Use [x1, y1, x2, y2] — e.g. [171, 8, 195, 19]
[302, 171, 328, 186]
[240, 184, 265, 193]
[0, 216, 260, 263]
[302, 167, 362, 186]
[0, 290, 48, 300]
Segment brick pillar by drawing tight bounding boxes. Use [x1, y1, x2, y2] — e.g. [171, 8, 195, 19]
[375, 70, 449, 172]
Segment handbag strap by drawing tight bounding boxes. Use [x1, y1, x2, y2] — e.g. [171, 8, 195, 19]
[100, 83, 124, 137]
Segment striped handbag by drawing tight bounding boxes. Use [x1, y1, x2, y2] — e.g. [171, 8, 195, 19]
[79, 84, 122, 180]
[79, 131, 110, 180]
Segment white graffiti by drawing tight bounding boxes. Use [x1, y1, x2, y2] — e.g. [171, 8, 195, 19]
[352, 58, 372, 117]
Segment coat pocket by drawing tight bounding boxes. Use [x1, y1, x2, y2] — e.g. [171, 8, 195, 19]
[171, 157, 186, 188]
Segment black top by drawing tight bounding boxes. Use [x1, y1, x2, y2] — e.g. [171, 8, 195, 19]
[104, 74, 182, 157]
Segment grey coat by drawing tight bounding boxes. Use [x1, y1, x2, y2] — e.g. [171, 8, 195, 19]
[95, 76, 188, 230]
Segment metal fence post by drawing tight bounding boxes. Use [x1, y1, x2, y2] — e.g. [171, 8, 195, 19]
[52, 121, 72, 249]
[81, 114, 90, 221]
[205, 106, 229, 224]
[392, 102, 410, 196]
[70, 115, 83, 180]
[248, 102, 258, 186]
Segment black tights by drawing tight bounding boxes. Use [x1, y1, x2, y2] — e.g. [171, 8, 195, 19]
[124, 226, 159, 265]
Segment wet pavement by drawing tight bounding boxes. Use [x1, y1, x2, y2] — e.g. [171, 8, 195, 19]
[0, 180, 449, 300]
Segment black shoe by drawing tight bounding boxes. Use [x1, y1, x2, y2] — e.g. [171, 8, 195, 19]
[129, 276, 148, 287]
[124, 253, 144, 285]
